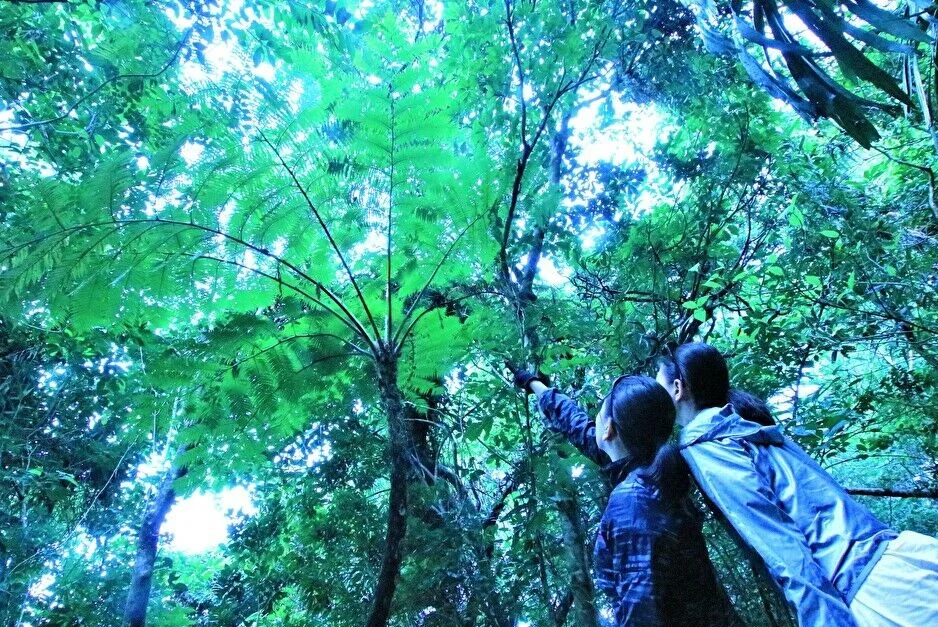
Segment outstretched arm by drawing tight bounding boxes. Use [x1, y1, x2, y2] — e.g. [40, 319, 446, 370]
[531, 381, 610, 467]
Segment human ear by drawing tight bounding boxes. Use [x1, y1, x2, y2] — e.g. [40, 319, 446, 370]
[602, 421, 617, 442]
[673, 379, 686, 402]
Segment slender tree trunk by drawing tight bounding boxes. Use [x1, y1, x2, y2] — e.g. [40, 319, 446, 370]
[467, 549, 513, 627]
[366, 356, 410, 627]
[122, 447, 187, 627]
[753, 563, 784, 627]
[0, 544, 11, 625]
[494, 103, 599, 625]
[463, 472, 522, 627]
[555, 492, 599, 627]
[523, 110, 598, 626]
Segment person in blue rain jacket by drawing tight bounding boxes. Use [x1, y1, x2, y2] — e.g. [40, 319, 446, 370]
[508, 365, 740, 626]
[657, 342, 938, 627]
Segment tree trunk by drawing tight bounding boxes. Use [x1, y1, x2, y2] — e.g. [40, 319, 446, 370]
[495, 104, 598, 625]
[365, 357, 410, 627]
[544, 112, 598, 625]
[555, 492, 599, 627]
[524, 110, 598, 626]
[121, 447, 187, 627]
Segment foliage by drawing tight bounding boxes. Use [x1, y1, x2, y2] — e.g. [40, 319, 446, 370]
[0, 317, 150, 625]
[2, 0, 938, 626]
[695, 0, 934, 147]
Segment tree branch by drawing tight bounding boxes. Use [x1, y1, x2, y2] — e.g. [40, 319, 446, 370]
[259, 130, 383, 345]
[870, 143, 938, 220]
[0, 30, 191, 132]
[393, 212, 486, 349]
[387, 91, 396, 345]
[232, 333, 369, 368]
[6, 217, 380, 354]
[504, 0, 529, 151]
[189, 253, 369, 349]
[846, 487, 938, 499]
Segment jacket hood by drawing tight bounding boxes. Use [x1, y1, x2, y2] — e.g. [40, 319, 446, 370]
[680, 405, 785, 448]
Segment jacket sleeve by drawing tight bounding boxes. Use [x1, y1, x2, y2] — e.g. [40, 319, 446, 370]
[681, 439, 859, 627]
[537, 388, 610, 467]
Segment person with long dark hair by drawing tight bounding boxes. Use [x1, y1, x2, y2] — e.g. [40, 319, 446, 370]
[508, 365, 740, 626]
[657, 342, 938, 627]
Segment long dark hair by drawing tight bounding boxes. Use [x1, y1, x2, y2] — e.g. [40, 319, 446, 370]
[606, 375, 689, 501]
[728, 388, 776, 426]
[659, 342, 775, 425]
[658, 342, 730, 410]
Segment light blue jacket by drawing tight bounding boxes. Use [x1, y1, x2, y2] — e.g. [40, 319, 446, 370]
[679, 405, 896, 627]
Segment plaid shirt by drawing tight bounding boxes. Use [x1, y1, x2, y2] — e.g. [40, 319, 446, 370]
[538, 389, 741, 626]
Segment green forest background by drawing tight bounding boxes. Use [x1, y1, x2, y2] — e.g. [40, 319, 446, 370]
[2, 0, 938, 625]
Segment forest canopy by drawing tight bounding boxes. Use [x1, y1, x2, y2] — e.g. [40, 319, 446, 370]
[2, 0, 938, 625]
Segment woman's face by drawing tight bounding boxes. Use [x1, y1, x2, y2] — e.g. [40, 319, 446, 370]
[594, 397, 612, 450]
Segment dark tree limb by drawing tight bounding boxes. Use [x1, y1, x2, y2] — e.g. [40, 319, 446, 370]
[187, 253, 367, 348]
[6, 217, 378, 353]
[554, 588, 575, 626]
[555, 493, 599, 627]
[497, 3, 609, 279]
[259, 130, 383, 345]
[847, 487, 938, 498]
[393, 213, 487, 349]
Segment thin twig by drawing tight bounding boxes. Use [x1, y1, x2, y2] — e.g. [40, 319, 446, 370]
[8, 439, 137, 577]
[0, 30, 192, 132]
[393, 212, 486, 348]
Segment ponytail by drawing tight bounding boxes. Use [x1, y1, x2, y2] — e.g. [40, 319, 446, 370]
[639, 443, 691, 503]
[728, 388, 775, 426]
[605, 375, 691, 504]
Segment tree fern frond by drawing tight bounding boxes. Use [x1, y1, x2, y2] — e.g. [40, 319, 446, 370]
[77, 153, 137, 219]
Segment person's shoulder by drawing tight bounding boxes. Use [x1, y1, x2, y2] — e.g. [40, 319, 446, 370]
[607, 473, 652, 505]
[604, 475, 678, 528]
[678, 407, 725, 444]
